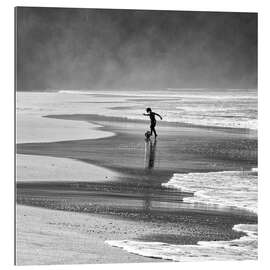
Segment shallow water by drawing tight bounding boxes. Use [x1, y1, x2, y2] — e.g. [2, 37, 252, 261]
[59, 89, 257, 130]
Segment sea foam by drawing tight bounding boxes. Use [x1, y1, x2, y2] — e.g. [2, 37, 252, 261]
[162, 170, 257, 214]
[106, 169, 258, 261]
[106, 223, 257, 261]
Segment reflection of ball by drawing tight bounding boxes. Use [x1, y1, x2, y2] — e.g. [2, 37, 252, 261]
[145, 131, 151, 139]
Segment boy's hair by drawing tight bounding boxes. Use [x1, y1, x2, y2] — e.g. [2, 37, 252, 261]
[146, 107, 152, 112]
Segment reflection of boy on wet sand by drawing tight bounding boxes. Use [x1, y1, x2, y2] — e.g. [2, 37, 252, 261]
[144, 139, 157, 170]
[143, 139, 157, 212]
[148, 139, 157, 169]
[143, 107, 163, 137]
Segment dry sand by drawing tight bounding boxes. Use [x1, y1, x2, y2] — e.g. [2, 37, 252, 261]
[16, 154, 119, 183]
[16, 205, 163, 265]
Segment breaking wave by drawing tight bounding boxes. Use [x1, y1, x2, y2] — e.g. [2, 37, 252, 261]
[162, 169, 257, 214]
[106, 223, 257, 261]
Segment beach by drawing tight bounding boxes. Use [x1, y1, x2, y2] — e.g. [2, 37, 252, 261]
[16, 91, 258, 264]
[16, 205, 165, 265]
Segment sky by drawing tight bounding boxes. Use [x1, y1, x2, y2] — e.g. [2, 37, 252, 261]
[16, 7, 257, 91]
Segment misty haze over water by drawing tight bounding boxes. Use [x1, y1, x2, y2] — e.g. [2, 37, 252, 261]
[16, 8, 257, 91]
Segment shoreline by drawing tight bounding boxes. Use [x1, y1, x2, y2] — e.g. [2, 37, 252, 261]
[16, 201, 253, 265]
[16, 203, 255, 265]
[17, 113, 257, 175]
[16, 109, 258, 264]
[44, 113, 258, 136]
[17, 179, 257, 219]
[16, 205, 164, 265]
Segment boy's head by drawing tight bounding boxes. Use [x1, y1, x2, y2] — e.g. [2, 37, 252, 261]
[146, 107, 152, 113]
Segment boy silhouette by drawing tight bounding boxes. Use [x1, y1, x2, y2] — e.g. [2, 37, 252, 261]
[143, 107, 162, 137]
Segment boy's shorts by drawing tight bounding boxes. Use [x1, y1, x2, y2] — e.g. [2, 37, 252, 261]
[150, 122, 156, 129]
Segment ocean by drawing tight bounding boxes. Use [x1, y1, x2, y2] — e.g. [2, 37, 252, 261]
[59, 88, 257, 130]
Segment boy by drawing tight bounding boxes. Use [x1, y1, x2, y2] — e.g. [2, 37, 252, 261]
[143, 107, 163, 137]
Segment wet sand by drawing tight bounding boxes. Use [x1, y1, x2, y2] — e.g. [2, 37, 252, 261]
[18, 113, 257, 173]
[16, 113, 257, 264]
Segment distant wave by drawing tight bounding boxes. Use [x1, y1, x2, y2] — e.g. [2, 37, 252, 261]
[58, 89, 257, 130]
[106, 223, 257, 261]
[58, 89, 257, 99]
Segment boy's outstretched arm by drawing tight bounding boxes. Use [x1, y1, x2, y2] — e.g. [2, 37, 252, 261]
[143, 113, 150, 116]
[154, 113, 163, 120]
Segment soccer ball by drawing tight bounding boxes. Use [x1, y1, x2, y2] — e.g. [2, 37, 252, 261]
[145, 131, 151, 139]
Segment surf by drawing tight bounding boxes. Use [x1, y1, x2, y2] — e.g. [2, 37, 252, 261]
[106, 223, 257, 261]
